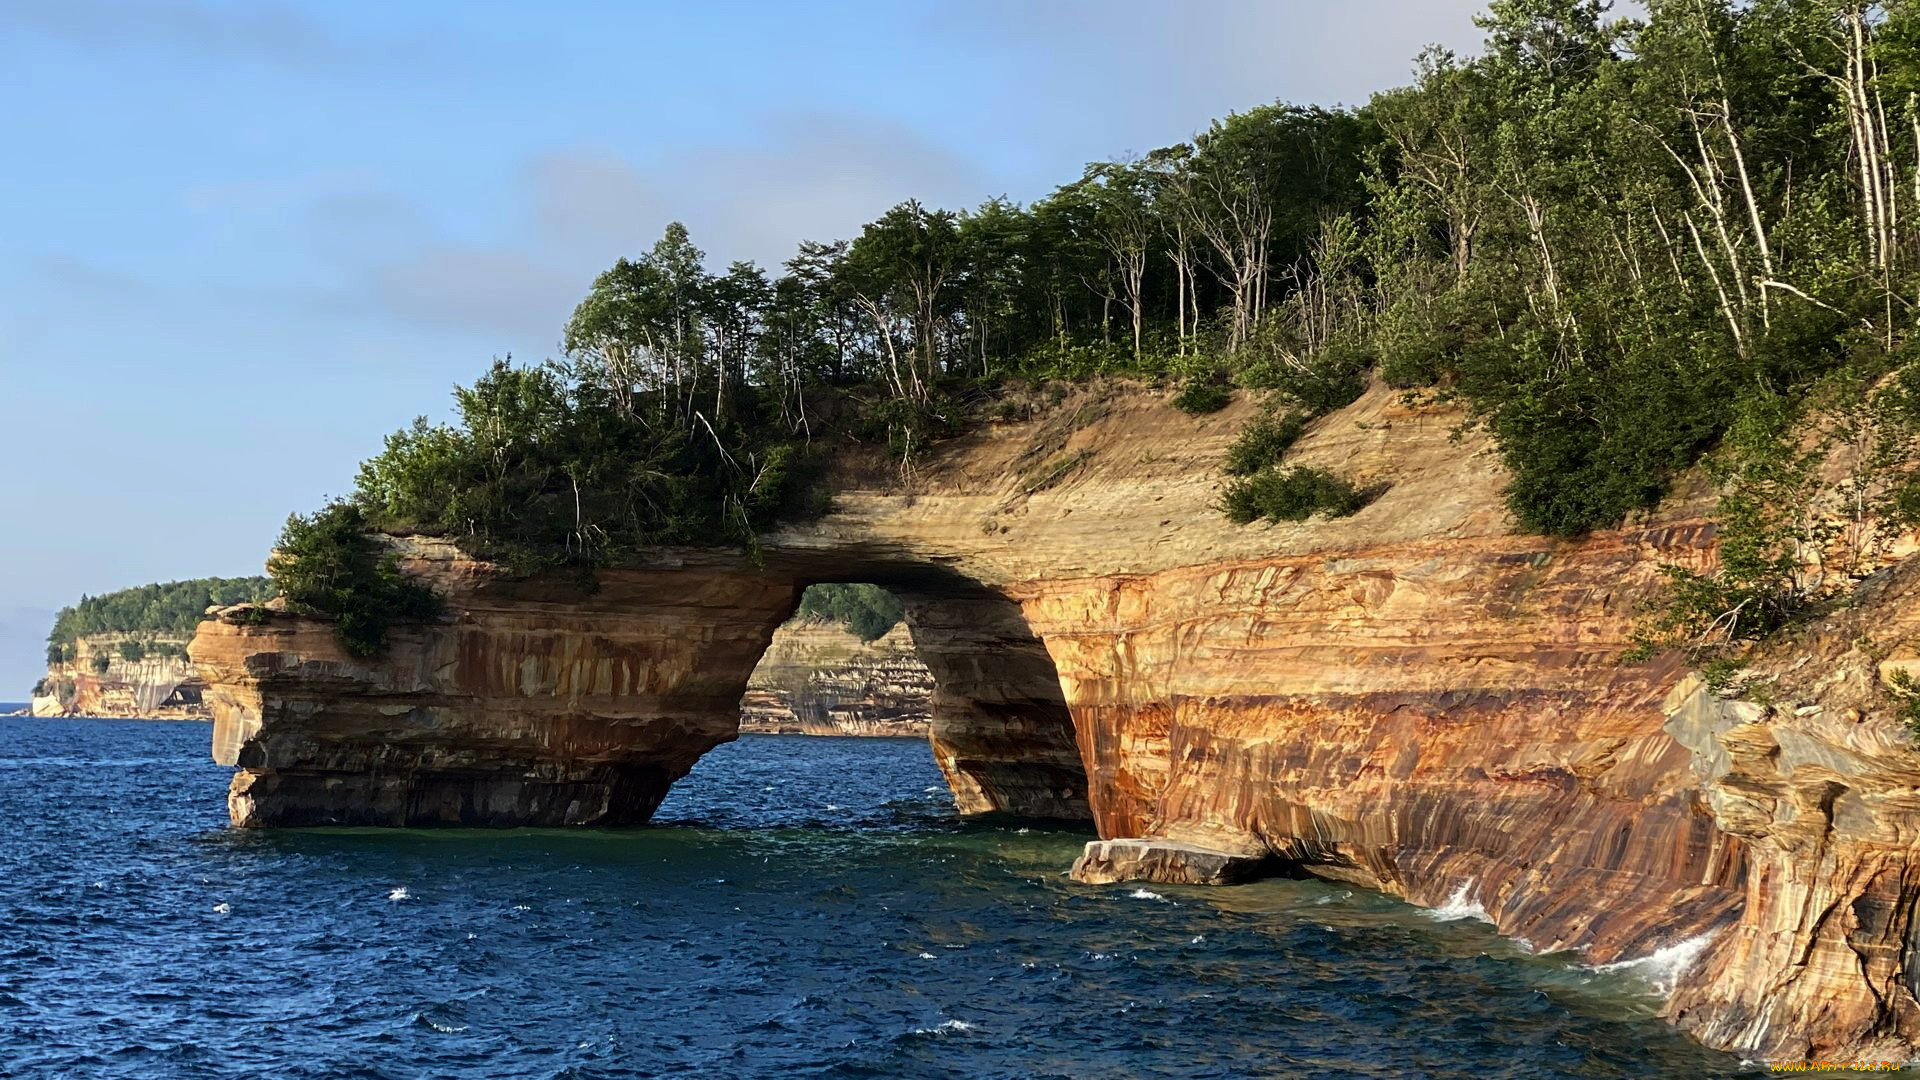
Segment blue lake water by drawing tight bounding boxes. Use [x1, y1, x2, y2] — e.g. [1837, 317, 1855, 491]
[0, 716, 1767, 1078]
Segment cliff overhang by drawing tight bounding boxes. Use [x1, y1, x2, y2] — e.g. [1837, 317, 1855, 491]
[189, 380, 1920, 1062]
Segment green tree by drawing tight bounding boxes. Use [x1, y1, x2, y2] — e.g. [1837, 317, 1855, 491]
[796, 583, 905, 642]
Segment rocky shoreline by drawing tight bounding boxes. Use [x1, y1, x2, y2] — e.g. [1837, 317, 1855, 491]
[187, 381, 1920, 1062]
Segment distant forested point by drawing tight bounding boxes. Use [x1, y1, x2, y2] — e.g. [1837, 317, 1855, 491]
[277, 0, 1920, 665]
[46, 577, 276, 661]
[796, 584, 905, 642]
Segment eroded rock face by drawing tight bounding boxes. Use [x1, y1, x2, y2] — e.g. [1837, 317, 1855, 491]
[196, 561, 803, 827]
[1072, 838, 1274, 886]
[1652, 562, 1920, 1061]
[33, 634, 207, 719]
[739, 622, 932, 736]
[191, 381, 1920, 1060]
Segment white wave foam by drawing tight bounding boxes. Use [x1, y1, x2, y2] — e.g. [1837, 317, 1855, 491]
[417, 1014, 467, 1034]
[212, 902, 231, 915]
[387, 886, 412, 902]
[1423, 880, 1491, 923]
[912, 1019, 975, 1035]
[916, 951, 937, 960]
[1190, 935, 1206, 945]
[1593, 932, 1717, 996]
[1129, 889, 1168, 902]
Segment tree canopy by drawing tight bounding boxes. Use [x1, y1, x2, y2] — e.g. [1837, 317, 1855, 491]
[46, 577, 275, 657]
[795, 584, 905, 642]
[276, 0, 1920, 662]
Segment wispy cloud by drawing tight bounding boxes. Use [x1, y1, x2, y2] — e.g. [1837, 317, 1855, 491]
[924, 0, 1489, 153]
[6, 0, 350, 64]
[31, 255, 154, 300]
[183, 168, 383, 215]
[296, 111, 995, 350]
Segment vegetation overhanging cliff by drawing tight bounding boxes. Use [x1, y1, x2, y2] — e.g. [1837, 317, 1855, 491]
[190, 0, 1920, 1064]
[195, 376, 1920, 1063]
[270, 1, 1920, 683]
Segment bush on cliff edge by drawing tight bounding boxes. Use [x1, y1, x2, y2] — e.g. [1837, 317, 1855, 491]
[270, 503, 443, 657]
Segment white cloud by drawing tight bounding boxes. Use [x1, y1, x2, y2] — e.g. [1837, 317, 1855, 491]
[295, 111, 996, 352]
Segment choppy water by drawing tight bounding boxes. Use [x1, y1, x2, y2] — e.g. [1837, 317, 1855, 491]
[0, 717, 1783, 1078]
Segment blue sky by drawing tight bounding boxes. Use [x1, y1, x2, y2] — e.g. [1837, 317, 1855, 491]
[0, 0, 1489, 693]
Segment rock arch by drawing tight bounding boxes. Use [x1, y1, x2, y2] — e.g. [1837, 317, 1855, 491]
[189, 383, 1920, 1061]
[196, 546, 1091, 829]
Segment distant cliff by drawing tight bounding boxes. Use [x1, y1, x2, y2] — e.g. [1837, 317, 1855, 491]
[32, 633, 207, 719]
[740, 621, 931, 736]
[32, 576, 272, 719]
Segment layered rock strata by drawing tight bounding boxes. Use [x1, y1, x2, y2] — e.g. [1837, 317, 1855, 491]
[738, 621, 932, 736]
[33, 634, 208, 719]
[1072, 838, 1274, 886]
[191, 380, 1920, 1061]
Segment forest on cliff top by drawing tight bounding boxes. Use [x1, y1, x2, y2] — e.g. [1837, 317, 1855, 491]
[44, 578, 275, 665]
[274, 0, 1920, 665]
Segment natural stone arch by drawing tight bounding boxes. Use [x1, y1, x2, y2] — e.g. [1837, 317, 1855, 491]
[189, 383, 1920, 1061]
[196, 542, 1090, 829]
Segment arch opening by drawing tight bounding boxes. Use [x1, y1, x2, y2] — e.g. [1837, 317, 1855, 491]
[206, 553, 1092, 829]
[678, 574, 1092, 824]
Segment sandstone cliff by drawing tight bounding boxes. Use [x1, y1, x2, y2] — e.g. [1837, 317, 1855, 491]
[739, 621, 931, 736]
[190, 378, 1920, 1062]
[34, 633, 208, 720]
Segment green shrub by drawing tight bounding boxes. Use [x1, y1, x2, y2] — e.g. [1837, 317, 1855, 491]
[1239, 340, 1372, 413]
[1011, 340, 1162, 381]
[354, 360, 831, 575]
[851, 391, 967, 462]
[44, 643, 64, 666]
[1377, 322, 1454, 388]
[1222, 466, 1373, 524]
[1173, 382, 1233, 414]
[1626, 377, 1878, 685]
[1888, 671, 1920, 736]
[90, 655, 111, 675]
[796, 583, 903, 642]
[1372, 282, 1471, 389]
[116, 640, 145, 663]
[1224, 410, 1310, 476]
[270, 503, 443, 658]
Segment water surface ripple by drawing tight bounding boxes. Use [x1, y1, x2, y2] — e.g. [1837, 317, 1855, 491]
[0, 718, 1763, 1078]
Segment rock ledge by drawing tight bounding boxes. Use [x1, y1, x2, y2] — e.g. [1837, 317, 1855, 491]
[1071, 838, 1274, 885]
